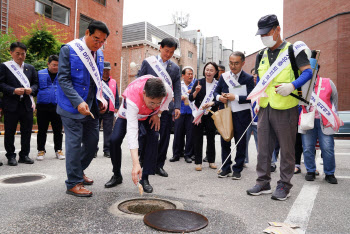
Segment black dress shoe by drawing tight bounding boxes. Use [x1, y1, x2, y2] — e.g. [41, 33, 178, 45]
[203, 156, 208, 162]
[18, 156, 34, 164]
[103, 152, 111, 158]
[169, 156, 180, 162]
[191, 155, 195, 160]
[184, 156, 192, 163]
[8, 158, 18, 166]
[139, 179, 153, 193]
[156, 167, 168, 177]
[105, 175, 123, 188]
[0, 161, 3, 166]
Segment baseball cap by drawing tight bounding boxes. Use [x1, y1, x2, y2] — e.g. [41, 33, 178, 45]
[256, 14, 279, 36]
[104, 61, 111, 70]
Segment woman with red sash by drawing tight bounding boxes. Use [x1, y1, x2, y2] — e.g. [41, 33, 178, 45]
[300, 65, 343, 184]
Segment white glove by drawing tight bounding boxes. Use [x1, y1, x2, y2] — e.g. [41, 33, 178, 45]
[275, 83, 295, 96]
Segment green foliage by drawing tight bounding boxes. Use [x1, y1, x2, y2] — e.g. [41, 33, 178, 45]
[19, 15, 67, 71]
[0, 28, 18, 63]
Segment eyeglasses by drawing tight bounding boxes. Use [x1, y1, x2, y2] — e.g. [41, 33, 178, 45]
[91, 36, 106, 45]
[229, 62, 241, 66]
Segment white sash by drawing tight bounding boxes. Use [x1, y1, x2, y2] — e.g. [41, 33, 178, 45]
[67, 39, 107, 108]
[117, 99, 151, 119]
[4, 61, 35, 109]
[181, 81, 197, 113]
[247, 41, 310, 103]
[118, 95, 168, 120]
[222, 71, 240, 89]
[145, 56, 173, 88]
[102, 81, 115, 108]
[192, 80, 218, 124]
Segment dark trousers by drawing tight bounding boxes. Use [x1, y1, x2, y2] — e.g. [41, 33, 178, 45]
[98, 111, 114, 153]
[61, 115, 99, 189]
[4, 102, 33, 159]
[157, 110, 172, 168]
[110, 117, 158, 176]
[37, 109, 63, 152]
[221, 111, 250, 173]
[193, 115, 216, 164]
[173, 113, 194, 157]
[295, 133, 303, 165]
[256, 105, 298, 189]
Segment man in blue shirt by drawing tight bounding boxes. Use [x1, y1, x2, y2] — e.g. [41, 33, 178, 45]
[36, 55, 64, 161]
[170, 66, 195, 163]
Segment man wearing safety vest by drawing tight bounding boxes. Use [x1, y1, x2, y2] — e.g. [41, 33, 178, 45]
[96, 61, 119, 159]
[106, 76, 173, 193]
[36, 55, 64, 161]
[246, 14, 313, 201]
[57, 21, 109, 197]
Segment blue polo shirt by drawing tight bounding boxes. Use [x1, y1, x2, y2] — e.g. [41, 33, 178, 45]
[180, 79, 196, 114]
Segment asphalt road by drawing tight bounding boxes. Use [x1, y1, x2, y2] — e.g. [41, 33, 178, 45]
[0, 133, 349, 233]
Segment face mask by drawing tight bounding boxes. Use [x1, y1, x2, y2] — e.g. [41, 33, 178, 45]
[261, 29, 277, 48]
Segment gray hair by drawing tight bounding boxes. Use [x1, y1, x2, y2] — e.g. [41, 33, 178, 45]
[230, 51, 245, 62]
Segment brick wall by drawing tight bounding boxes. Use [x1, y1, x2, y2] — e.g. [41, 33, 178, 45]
[284, 0, 350, 37]
[179, 38, 198, 77]
[337, 14, 350, 110]
[8, 0, 123, 90]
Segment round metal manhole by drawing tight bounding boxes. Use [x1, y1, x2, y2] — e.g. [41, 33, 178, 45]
[144, 209, 208, 233]
[118, 198, 176, 215]
[1, 174, 46, 184]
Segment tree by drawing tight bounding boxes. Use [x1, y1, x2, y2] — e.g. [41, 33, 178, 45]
[20, 15, 67, 71]
[0, 28, 18, 64]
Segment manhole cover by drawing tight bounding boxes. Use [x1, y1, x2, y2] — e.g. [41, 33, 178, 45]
[1, 175, 46, 184]
[118, 198, 176, 215]
[144, 209, 208, 233]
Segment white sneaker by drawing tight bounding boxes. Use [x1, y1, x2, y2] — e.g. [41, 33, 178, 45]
[37, 151, 45, 161]
[56, 150, 65, 160]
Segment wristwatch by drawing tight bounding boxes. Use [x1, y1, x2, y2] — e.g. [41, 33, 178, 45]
[157, 113, 162, 118]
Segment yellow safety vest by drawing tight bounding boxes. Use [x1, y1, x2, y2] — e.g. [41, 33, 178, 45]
[258, 42, 299, 110]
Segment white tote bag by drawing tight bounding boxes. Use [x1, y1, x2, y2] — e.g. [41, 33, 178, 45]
[300, 77, 322, 131]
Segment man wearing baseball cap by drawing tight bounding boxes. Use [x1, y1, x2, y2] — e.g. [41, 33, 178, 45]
[96, 61, 119, 161]
[246, 14, 313, 201]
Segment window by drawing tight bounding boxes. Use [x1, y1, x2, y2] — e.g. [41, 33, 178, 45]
[151, 35, 162, 45]
[94, 0, 106, 6]
[79, 14, 107, 49]
[35, 0, 70, 25]
[188, 51, 193, 59]
[79, 15, 93, 38]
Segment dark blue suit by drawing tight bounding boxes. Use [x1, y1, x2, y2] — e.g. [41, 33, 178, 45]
[214, 70, 254, 173]
[138, 57, 181, 169]
[0, 62, 38, 160]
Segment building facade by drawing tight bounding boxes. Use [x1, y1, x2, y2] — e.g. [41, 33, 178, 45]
[121, 21, 197, 94]
[3, 0, 123, 88]
[121, 22, 180, 94]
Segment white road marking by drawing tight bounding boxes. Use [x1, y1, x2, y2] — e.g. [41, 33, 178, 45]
[284, 183, 320, 234]
[335, 176, 350, 179]
[335, 153, 350, 156]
